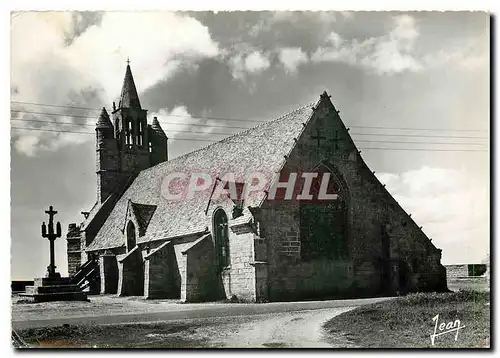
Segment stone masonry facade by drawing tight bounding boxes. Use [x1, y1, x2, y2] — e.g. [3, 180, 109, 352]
[66, 64, 447, 302]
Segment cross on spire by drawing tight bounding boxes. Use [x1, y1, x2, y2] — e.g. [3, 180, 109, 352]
[126, 57, 130, 65]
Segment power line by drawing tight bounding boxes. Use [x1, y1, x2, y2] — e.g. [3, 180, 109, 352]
[351, 132, 488, 140]
[11, 105, 268, 124]
[10, 127, 216, 143]
[10, 118, 239, 137]
[11, 126, 489, 152]
[354, 139, 487, 146]
[358, 147, 487, 152]
[10, 119, 489, 147]
[11, 101, 489, 133]
[348, 124, 488, 133]
[11, 110, 252, 130]
[10, 109, 490, 140]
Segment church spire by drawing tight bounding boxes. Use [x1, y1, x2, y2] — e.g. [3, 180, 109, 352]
[151, 117, 167, 138]
[119, 60, 141, 109]
[96, 107, 113, 129]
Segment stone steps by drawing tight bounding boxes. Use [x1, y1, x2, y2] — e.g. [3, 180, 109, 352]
[34, 277, 72, 286]
[25, 284, 83, 295]
[19, 291, 88, 302]
[21, 276, 88, 302]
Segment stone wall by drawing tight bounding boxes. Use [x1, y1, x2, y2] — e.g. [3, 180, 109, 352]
[226, 224, 258, 301]
[183, 235, 222, 302]
[143, 241, 180, 299]
[66, 223, 83, 276]
[117, 246, 144, 296]
[258, 96, 447, 300]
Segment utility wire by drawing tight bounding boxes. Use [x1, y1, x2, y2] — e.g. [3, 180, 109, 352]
[11, 101, 489, 133]
[10, 119, 489, 147]
[10, 127, 216, 143]
[11, 106, 268, 124]
[11, 126, 489, 152]
[10, 109, 490, 140]
[10, 118, 239, 136]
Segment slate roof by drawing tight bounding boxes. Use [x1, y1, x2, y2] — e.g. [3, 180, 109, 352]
[151, 117, 167, 138]
[130, 201, 157, 235]
[96, 107, 113, 130]
[119, 64, 141, 109]
[86, 100, 317, 251]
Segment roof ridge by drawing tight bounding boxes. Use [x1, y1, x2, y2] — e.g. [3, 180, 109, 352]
[139, 101, 317, 175]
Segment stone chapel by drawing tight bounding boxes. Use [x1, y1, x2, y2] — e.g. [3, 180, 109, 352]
[66, 63, 448, 302]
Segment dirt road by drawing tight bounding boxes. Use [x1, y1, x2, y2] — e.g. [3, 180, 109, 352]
[12, 296, 392, 348]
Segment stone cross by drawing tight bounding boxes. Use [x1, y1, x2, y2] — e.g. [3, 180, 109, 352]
[311, 128, 327, 147]
[41, 205, 62, 278]
[329, 130, 342, 154]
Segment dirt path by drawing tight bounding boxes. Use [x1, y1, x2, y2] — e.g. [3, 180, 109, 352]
[209, 308, 356, 348]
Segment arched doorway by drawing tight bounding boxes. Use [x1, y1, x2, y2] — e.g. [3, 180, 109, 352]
[299, 164, 349, 261]
[213, 209, 230, 271]
[126, 221, 136, 251]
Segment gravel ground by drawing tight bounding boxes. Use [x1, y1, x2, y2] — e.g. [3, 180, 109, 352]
[14, 308, 356, 348]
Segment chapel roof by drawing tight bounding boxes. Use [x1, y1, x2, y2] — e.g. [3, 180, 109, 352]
[86, 97, 319, 251]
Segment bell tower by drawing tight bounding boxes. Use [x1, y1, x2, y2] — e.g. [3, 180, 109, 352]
[112, 61, 151, 174]
[94, 60, 170, 204]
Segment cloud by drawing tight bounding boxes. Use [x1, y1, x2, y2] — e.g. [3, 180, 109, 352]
[14, 135, 40, 157]
[11, 11, 220, 156]
[228, 50, 270, 80]
[249, 11, 352, 38]
[376, 166, 489, 264]
[149, 105, 221, 141]
[278, 47, 308, 73]
[312, 15, 422, 75]
[422, 43, 489, 71]
[311, 14, 487, 76]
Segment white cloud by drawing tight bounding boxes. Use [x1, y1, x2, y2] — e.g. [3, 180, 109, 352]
[422, 43, 489, 71]
[312, 15, 422, 75]
[149, 105, 221, 140]
[14, 135, 40, 157]
[278, 47, 308, 73]
[11, 11, 220, 156]
[311, 14, 487, 76]
[245, 51, 271, 72]
[376, 166, 489, 265]
[229, 50, 270, 80]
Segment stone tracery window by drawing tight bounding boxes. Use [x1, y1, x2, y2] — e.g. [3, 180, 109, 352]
[213, 208, 230, 270]
[299, 165, 348, 261]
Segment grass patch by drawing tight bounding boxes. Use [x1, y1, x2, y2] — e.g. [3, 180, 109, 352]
[15, 322, 211, 348]
[324, 290, 490, 348]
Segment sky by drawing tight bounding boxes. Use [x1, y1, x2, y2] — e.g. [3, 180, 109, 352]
[10, 11, 490, 280]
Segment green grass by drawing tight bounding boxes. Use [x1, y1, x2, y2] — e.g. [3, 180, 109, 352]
[324, 290, 490, 348]
[15, 322, 211, 348]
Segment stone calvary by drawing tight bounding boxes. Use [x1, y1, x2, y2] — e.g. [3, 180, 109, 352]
[21, 206, 88, 302]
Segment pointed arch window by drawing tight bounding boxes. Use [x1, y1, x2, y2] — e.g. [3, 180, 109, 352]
[299, 165, 348, 261]
[125, 117, 133, 146]
[213, 208, 230, 270]
[126, 221, 136, 251]
[138, 121, 144, 147]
